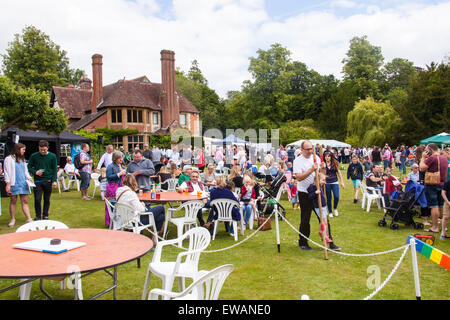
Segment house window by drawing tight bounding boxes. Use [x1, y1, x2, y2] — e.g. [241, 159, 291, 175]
[152, 112, 159, 125]
[128, 135, 144, 151]
[111, 109, 122, 123]
[127, 109, 143, 123]
[60, 144, 71, 157]
[112, 136, 123, 150]
[180, 114, 187, 126]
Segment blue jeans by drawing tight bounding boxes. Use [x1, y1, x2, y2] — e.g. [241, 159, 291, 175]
[383, 160, 390, 171]
[325, 183, 340, 214]
[142, 204, 165, 231]
[424, 185, 443, 209]
[400, 158, 407, 174]
[80, 171, 91, 190]
[242, 203, 252, 225]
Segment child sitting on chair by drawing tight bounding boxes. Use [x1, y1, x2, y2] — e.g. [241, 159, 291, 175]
[240, 175, 257, 230]
[307, 173, 333, 244]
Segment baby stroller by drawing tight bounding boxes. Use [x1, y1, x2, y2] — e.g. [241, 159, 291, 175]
[257, 171, 287, 218]
[377, 188, 425, 230]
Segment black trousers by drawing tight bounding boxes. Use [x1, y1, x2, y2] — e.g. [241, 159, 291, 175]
[298, 192, 313, 246]
[34, 181, 53, 218]
[298, 192, 334, 246]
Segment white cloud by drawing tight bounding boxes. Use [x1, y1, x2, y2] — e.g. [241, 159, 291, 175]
[0, 0, 449, 98]
[330, 0, 357, 9]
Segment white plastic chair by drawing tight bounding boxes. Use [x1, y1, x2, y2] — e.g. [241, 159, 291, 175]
[220, 167, 230, 178]
[210, 199, 244, 241]
[361, 182, 383, 212]
[148, 264, 234, 300]
[141, 227, 211, 300]
[56, 170, 66, 193]
[67, 174, 80, 191]
[16, 220, 83, 300]
[113, 202, 158, 241]
[163, 200, 205, 247]
[90, 173, 100, 198]
[163, 178, 178, 192]
[104, 198, 116, 230]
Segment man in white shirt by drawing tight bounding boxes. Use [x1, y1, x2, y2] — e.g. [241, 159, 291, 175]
[64, 156, 80, 191]
[293, 140, 340, 251]
[97, 145, 114, 171]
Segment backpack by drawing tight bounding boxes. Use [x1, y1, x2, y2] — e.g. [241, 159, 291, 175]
[73, 153, 84, 170]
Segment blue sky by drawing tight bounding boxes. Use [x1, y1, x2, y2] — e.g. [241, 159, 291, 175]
[1, 0, 449, 97]
[150, 0, 450, 19]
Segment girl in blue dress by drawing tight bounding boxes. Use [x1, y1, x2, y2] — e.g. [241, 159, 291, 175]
[4, 143, 33, 227]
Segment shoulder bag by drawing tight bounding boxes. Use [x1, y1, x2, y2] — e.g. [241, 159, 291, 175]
[424, 156, 441, 185]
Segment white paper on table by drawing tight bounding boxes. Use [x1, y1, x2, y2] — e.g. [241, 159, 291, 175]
[13, 237, 86, 254]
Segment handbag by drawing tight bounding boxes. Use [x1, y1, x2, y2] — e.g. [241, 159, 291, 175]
[424, 156, 441, 186]
[258, 216, 272, 231]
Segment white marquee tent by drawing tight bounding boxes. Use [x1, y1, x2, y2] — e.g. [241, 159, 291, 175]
[287, 139, 351, 149]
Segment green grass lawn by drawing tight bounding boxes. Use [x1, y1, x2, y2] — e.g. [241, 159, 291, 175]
[0, 165, 449, 300]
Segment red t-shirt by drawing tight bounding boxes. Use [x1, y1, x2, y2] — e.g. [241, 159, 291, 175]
[424, 154, 447, 186]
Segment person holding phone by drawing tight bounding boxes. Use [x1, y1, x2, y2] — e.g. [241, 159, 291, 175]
[3, 143, 33, 227]
[27, 140, 57, 220]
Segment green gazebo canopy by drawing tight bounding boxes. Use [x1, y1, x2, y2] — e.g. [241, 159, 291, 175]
[420, 132, 450, 145]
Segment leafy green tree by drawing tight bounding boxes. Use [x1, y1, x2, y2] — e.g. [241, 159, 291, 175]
[0, 75, 67, 134]
[279, 119, 321, 145]
[226, 44, 338, 130]
[393, 62, 450, 144]
[341, 35, 384, 99]
[380, 58, 417, 96]
[342, 35, 384, 81]
[1, 25, 84, 92]
[175, 62, 226, 133]
[317, 80, 359, 141]
[346, 97, 402, 146]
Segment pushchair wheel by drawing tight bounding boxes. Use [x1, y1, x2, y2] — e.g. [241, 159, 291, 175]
[378, 220, 387, 227]
[390, 223, 399, 230]
[414, 222, 424, 230]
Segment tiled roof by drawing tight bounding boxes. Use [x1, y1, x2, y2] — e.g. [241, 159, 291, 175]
[51, 86, 92, 119]
[98, 80, 162, 111]
[98, 79, 199, 114]
[52, 76, 199, 130]
[66, 109, 107, 131]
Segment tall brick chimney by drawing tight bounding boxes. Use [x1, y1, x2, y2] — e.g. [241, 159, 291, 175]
[91, 54, 103, 114]
[160, 50, 179, 128]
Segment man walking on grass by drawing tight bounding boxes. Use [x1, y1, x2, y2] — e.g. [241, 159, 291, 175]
[28, 140, 57, 220]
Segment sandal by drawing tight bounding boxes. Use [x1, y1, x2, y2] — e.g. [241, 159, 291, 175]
[8, 219, 15, 228]
[424, 228, 439, 233]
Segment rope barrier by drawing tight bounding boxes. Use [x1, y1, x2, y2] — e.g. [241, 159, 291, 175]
[363, 244, 411, 300]
[279, 212, 410, 257]
[154, 209, 419, 300]
[203, 211, 276, 253]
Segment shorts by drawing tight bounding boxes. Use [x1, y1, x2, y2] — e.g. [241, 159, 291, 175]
[314, 207, 328, 220]
[80, 171, 91, 190]
[352, 179, 361, 188]
[424, 185, 443, 209]
[443, 201, 450, 218]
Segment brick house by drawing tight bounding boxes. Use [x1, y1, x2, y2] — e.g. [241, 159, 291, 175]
[50, 50, 200, 152]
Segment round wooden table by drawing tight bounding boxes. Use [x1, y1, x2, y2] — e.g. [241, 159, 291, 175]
[0, 228, 153, 299]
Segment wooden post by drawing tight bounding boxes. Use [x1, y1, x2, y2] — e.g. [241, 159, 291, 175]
[314, 154, 329, 260]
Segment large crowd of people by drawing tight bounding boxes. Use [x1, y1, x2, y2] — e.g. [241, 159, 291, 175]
[2, 139, 449, 246]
